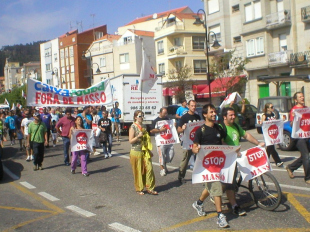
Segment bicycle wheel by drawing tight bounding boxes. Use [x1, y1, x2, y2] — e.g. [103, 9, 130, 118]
[248, 172, 282, 211]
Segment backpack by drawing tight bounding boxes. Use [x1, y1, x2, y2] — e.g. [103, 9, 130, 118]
[219, 122, 241, 139]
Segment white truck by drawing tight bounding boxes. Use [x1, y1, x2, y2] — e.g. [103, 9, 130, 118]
[108, 74, 163, 134]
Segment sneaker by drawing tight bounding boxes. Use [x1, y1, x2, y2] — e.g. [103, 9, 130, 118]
[276, 162, 284, 167]
[306, 180, 310, 184]
[38, 165, 44, 170]
[104, 154, 108, 159]
[93, 151, 100, 156]
[26, 156, 31, 161]
[71, 170, 75, 174]
[286, 166, 294, 179]
[217, 213, 229, 228]
[53, 144, 56, 147]
[10, 143, 13, 146]
[160, 169, 166, 177]
[232, 205, 246, 216]
[82, 173, 90, 177]
[31, 155, 34, 160]
[33, 165, 37, 171]
[108, 153, 112, 158]
[192, 201, 207, 216]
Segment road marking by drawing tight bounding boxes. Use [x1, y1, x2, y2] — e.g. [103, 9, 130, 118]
[279, 183, 310, 192]
[3, 165, 19, 180]
[19, 181, 36, 189]
[287, 192, 310, 224]
[66, 205, 96, 217]
[38, 192, 60, 201]
[109, 222, 141, 232]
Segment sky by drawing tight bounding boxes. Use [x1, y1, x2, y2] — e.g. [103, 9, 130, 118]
[0, 0, 204, 48]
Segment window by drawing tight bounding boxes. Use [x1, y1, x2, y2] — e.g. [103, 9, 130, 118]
[123, 36, 132, 44]
[70, 64, 74, 73]
[65, 48, 68, 58]
[45, 48, 51, 57]
[60, 50, 64, 59]
[245, 1, 262, 22]
[69, 46, 74, 57]
[54, 53, 58, 62]
[209, 24, 221, 42]
[194, 60, 207, 73]
[174, 37, 182, 46]
[279, 34, 287, 51]
[157, 41, 164, 54]
[246, 37, 264, 57]
[120, 53, 129, 63]
[95, 31, 103, 40]
[175, 60, 183, 70]
[46, 64, 51, 71]
[100, 57, 106, 67]
[158, 63, 165, 74]
[192, 36, 205, 49]
[232, 4, 240, 12]
[208, 0, 219, 14]
[233, 36, 241, 43]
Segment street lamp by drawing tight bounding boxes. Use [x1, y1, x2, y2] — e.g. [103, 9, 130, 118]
[82, 50, 101, 86]
[194, 9, 221, 104]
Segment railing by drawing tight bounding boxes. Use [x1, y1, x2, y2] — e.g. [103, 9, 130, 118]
[268, 50, 292, 66]
[301, 5, 310, 22]
[290, 51, 310, 66]
[168, 46, 187, 55]
[266, 10, 291, 27]
[155, 21, 184, 32]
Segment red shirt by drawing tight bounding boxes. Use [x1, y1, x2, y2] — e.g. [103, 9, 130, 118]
[290, 105, 307, 122]
[56, 116, 75, 137]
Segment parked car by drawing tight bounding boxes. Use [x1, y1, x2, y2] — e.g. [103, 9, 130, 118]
[255, 96, 293, 134]
[166, 104, 181, 120]
[237, 104, 258, 130]
[279, 121, 297, 151]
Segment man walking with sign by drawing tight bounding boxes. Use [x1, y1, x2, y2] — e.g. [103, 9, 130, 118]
[150, 107, 175, 176]
[177, 100, 201, 184]
[286, 92, 310, 184]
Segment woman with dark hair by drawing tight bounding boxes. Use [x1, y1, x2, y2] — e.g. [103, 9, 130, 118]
[69, 116, 89, 176]
[261, 103, 283, 167]
[129, 110, 157, 195]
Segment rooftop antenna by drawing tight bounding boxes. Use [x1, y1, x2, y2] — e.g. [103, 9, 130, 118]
[90, 14, 95, 40]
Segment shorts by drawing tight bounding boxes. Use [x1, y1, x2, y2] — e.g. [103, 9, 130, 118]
[206, 181, 223, 197]
[51, 133, 57, 141]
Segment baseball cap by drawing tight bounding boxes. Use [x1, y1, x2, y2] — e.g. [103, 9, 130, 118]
[33, 112, 40, 117]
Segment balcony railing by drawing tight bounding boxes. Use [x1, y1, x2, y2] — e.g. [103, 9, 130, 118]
[155, 21, 184, 32]
[266, 10, 291, 29]
[301, 5, 310, 22]
[168, 46, 187, 56]
[290, 51, 310, 67]
[268, 50, 292, 66]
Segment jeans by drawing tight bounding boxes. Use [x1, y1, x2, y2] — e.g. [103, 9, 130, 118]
[62, 136, 70, 164]
[102, 133, 112, 154]
[33, 142, 44, 166]
[288, 139, 310, 181]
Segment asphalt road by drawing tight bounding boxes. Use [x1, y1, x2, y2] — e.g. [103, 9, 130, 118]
[1, 128, 310, 232]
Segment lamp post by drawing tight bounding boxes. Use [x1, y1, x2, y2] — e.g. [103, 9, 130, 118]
[194, 9, 221, 104]
[51, 67, 59, 87]
[82, 50, 101, 86]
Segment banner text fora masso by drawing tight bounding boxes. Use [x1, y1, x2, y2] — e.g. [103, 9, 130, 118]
[26, 78, 113, 107]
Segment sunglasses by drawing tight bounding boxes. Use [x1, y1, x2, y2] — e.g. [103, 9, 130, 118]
[270, 106, 274, 109]
[137, 115, 144, 118]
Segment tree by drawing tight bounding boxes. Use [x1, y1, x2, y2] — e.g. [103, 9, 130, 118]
[165, 64, 194, 101]
[0, 85, 26, 108]
[209, 49, 251, 97]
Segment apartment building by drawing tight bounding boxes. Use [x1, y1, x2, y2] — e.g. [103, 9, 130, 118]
[203, 0, 310, 106]
[4, 59, 21, 92]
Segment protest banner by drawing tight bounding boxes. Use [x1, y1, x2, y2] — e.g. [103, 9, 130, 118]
[26, 78, 113, 107]
[238, 146, 271, 181]
[154, 119, 179, 146]
[192, 145, 240, 184]
[70, 129, 94, 152]
[182, 120, 205, 150]
[291, 107, 310, 138]
[262, 120, 284, 146]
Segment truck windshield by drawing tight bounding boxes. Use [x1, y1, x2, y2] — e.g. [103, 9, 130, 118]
[258, 98, 293, 112]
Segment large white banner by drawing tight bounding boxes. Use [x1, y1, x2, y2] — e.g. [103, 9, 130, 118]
[238, 146, 271, 181]
[26, 78, 113, 107]
[262, 120, 284, 146]
[291, 107, 310, 138]
[182, 120, 205, 150]
[70, 129, 94, 152]
[154, 120, 179, 146]
[192, 145, 240, 184]
[138, 49, 157, 94]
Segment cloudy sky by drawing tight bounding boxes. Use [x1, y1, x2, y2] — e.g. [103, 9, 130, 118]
[0, 0, 204, 47]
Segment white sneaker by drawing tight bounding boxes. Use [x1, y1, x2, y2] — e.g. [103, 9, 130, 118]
[53, 144, 56, 147]
[94, 151, 100, 156]
[217, 213, 229, 228]
[104, 154, 108, 159]
[26, 156, 30, 161]
[160, 169, 166, 176]
[108, 153, 112, 158]
[31, 155, 34, 160]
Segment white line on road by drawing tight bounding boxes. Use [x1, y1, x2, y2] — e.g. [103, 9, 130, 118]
[66, 205, 96, 217]
[19, 181, 36, 189]
[38, 192, 60, 201]
[109, 222, 141, 232]
[3, 165, 19, 180]
[279, 183, 310, 192]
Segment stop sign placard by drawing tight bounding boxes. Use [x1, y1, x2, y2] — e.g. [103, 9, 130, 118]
[202, 151, 226, 173]
[268, 124, 279, 139]
[246, 147, 267, 168]
[300, 113, 310, 132]
[160, 124, 172, 140]
[76, 132, 88, 145]
[189, 126, 199, 141]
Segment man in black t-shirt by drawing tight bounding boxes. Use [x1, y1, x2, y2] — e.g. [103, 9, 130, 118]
[150, 107, 175, 176]
[98, 111, 112, 158]
[177, 100, 201, 183]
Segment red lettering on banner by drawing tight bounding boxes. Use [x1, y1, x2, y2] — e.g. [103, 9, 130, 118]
[189, 126, 199, 141]
[68, 97, 74, 104]
[202, 173, 225, 181]
[298, 132, 310, 137]
[203, 151, 226, 173]
[46, 93, 52, 104]
[246, 147, 267, 168]
[160, 124, 173, 140]
[100, 92, 106, 103]
[63, 97, 69, 104]
[53, 94, 60, 104]
[84, 95, 90, 104]
[89, 93, 95, 104]
[95, 93, 100, 103]
[300, 113, 310, 132]
[77, 96, 84, 104]
[35, 92, 41, 104]
[268, 124, 278, 139]
[250, 163, 270, 177]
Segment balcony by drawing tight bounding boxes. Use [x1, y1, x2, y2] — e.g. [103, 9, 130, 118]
[301, 5, 310, 23]
[266, 10, 291, 30]
[168, 46, 187, 56]
[290, 51, 310, 67]
[268, 50, 292, 66]
[155, 21, 185, 39]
